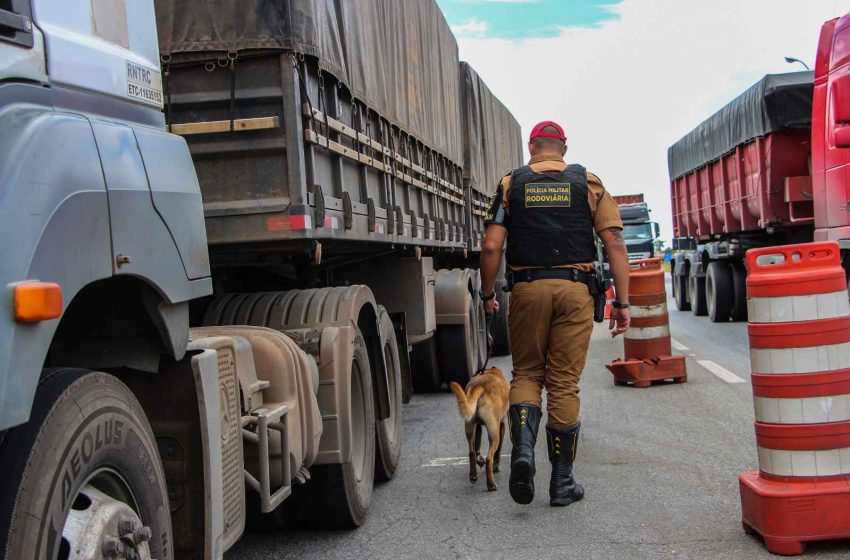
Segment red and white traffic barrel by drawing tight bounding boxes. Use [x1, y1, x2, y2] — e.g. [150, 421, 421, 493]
[624, 259, 672, 358]
[740, 241, 850, 555]
[606, 258, 686, 387]
[604, 285, 615, 320]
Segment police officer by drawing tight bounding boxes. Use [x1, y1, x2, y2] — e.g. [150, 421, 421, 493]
[479, 121, 631, 506]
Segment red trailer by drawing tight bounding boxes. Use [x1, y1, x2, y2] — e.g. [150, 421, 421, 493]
[613, 193, 645, 205]
[669, 13, 850, 322]
[670, 130, 813, 238]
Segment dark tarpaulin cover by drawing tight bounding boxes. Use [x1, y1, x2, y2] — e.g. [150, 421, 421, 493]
[154, 0, 463, 163]
[459, 62, 524, 194]
[667, 71, 814, 180]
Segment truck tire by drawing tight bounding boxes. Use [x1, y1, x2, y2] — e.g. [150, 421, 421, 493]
[393, 315, 413, 404]
[0, 369, 172, 560]
[706, 262, 733, 322]
[297, 332, 375, 528]
[437, 297, 477, 386]
[670, 268, 678, 299]
[689, 274, 708, 316]
[490, 288, 511, 356]
[731, 262, 748, 321]
[673, 266, 691, 312]
[375, 312, 403, 482]
[409, 336, 442, 393]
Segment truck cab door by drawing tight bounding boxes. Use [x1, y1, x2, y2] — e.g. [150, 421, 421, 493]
[91, 121, 202, 300]
[134, 128, 211, 280]
[823, 17, 850, 232]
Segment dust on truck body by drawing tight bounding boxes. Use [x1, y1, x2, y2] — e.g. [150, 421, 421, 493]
[668, 13, 850, 323]
[0, 0, 522, 558]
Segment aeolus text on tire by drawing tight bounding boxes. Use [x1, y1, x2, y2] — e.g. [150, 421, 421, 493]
[0, 368, 173, 560]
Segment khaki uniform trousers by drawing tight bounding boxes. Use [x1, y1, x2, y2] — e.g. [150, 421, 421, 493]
[508, 278, 594, 429]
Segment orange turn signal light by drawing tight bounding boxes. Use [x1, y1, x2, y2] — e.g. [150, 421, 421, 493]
[14, 282, 63, 323]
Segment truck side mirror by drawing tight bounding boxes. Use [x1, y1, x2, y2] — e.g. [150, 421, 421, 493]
[836, 126, 850, 149]
[653, 222, 660, 239]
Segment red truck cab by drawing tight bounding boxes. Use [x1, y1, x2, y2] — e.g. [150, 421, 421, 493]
[814, 14, 850, 241]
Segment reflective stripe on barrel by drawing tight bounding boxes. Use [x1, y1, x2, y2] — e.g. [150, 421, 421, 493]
[747, 290, 850, 323]
[756, 421, 850, 477]
[753, 369, 850, 424]
[749, 315, 850, 378]
[750, 341, 850, 375]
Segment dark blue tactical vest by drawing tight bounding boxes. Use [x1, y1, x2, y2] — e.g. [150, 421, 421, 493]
[504, 164, 596, 268]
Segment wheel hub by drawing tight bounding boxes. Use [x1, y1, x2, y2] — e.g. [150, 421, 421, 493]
[61, 485, 152, 560]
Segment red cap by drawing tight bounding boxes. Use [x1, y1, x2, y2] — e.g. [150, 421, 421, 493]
[529, 121, 567, 143]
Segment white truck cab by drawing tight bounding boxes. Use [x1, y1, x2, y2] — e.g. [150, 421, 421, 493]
[0, 1, 217, 558]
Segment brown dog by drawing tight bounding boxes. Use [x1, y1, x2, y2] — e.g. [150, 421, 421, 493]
[449, 368, 510, 491]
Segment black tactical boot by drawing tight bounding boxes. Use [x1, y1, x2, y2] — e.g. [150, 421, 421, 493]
[546, 423, 585, 507]
[508, 404, 541, 505]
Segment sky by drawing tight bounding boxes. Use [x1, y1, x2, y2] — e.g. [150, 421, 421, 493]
[436, 0, 850, 243]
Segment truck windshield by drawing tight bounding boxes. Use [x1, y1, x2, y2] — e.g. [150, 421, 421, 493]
[623, 223, 653, 240]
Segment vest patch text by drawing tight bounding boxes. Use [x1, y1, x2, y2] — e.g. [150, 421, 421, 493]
[524, 183, 571, 208]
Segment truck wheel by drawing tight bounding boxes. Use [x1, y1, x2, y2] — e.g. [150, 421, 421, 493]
[394, 318, 413, 404]
[297, 332, 375, 528]
[490, 289, 511, 356]
[409, 336, 442, 393]
[731, 262, 748, 321]
[671, 269, 679, 299]
[673, 265, 691, 312]
[375, 312, 403, 482]
[437, 297, 477, 386]
[689, 274, 708, 316]
[0, 369, 172, 560]
[706, 262, 733, 322]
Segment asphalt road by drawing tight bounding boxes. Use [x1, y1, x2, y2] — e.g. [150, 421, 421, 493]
[227, 280, 850, 559]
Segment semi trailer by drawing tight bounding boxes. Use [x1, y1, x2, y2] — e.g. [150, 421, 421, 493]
[0, 0, 522, 558]
[669, 12, 850, 322]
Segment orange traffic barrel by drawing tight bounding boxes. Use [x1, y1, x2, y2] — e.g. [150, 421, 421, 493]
[739, 241, 850, 555]
[606, 258, 686, 388]
[603, 286, 615, 320]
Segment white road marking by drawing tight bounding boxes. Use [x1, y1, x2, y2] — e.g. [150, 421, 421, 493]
[670, 338, 689, 352]
[422, 455, 510, 467]
[697, 359, 746, 384]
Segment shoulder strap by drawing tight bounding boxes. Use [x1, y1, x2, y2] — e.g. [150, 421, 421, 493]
[511, 165, 533, 179]
[502, 166, 530, 215]
[500, 174, 511, 208]
[566, 163, 587, 176]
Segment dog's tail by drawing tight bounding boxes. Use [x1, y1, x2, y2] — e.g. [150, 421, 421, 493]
[449, 382, 484, 422]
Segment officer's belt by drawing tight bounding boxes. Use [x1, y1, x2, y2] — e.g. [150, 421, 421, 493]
[510, 267, 591, 285]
